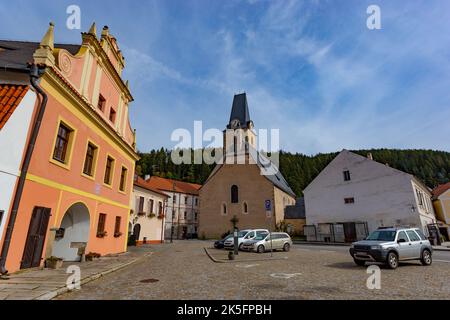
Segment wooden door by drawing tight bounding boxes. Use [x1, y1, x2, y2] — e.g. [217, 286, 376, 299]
[21, 207, 51, 269]
[343, 222, 357, 243]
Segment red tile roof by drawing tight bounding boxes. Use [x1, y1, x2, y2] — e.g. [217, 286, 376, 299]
[134, 176, 169, 198]
[145, 176, 201, 195]
[0, 84, 29, 130]
[432, 182, 450, 199]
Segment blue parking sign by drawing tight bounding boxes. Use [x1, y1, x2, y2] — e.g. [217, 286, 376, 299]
[265, 200, 271, 211]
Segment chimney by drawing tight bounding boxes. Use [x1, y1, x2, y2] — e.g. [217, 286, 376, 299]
[144, 174, 151, 181]
[367, 153, 373, 160]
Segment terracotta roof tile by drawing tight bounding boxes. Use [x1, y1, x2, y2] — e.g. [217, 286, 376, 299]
[145, 176, 201, 195]
[134, 176, 169, 198]
[432, 182, 450, 199]
[0, 84, 28, 130]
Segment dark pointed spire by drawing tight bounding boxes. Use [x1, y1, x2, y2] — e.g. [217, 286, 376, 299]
[227, 93, 252, 129]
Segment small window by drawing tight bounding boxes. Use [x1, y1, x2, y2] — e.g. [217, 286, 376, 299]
[184, 196, 188, 204]
[104, 156, 114, 185]
[97, 213, 107, 236]
[53, 123, 73, 163]
[222, 203, 227, 215]
[0, 210, 4, 226]
[194, 212, 198, 221]
[158, 201, 163, 215]
[184, 211, 187, 220]
[195, 198, 199, 206]
[114, 216, 121, 236]
[109, 107, 116, 123]
[406, 230, 421, 242]
[119, 166, 128, 192]
[138, 197, 144, 213]
[149, 199, 154, 214]
[243, 202, 248, 214]
[231, 185, 239, 203]
[98, 94, 106, 111]
[344, 197, 355, 204]
[83, 142, 98, 176]
[343, 170, 351, 181]
[173, 195, 177, 203]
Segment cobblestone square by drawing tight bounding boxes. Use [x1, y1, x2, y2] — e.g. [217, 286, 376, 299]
[56, 241, 450, 300]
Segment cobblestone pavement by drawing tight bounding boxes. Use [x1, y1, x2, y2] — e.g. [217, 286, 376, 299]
[57, 240, 450, 300]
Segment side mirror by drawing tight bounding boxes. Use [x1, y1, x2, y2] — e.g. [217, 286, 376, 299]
[397, 238, 406, 243]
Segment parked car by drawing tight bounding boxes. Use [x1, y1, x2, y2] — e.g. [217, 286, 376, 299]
[349, 227, 433, 269]
[242, 232, 292, 253]
[223, 229, 269, 250]
[214, 234, 233, 249]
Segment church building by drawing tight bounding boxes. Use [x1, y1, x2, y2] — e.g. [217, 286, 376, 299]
[198, 93, 296, 238]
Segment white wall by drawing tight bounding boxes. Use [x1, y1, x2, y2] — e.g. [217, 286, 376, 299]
[130, 186, 167, 242]
[0, 89, 36, 240]
[304, 150, 436, 236]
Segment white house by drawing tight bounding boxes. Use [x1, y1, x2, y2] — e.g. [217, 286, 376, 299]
[303, 150, 436, 242]
[0, 79, 37, 242]
[130, 176, 169, 244]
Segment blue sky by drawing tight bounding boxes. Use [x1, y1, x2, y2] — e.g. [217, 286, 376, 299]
[1, 0, 450, 155]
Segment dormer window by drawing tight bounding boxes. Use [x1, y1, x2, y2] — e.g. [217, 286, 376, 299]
[97, 94, 105, 112]
[343, 170, 351, 181]
[109, 107, 116, 123]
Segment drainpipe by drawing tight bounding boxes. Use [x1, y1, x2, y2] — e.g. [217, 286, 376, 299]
[0, 64, 47, 275]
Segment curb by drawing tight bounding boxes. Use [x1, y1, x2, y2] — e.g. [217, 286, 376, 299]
[293, 241, 350, 247]
[35, 252, 152, 300]
[432, 247, 450, 252]
[204, 248, 288, 264]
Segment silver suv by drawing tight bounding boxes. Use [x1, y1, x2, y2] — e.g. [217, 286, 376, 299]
[349, 227, 433, 269]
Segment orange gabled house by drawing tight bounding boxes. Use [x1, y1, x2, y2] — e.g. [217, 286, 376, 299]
[0, 22, 139, 273]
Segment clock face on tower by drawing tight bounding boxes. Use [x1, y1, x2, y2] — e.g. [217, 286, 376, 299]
[230, 119, 240, 129]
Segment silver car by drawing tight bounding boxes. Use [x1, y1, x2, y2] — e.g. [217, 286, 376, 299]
[223, 229, 269, 250]
[241, 232, 293, 253]
[350, 227, 433, 269]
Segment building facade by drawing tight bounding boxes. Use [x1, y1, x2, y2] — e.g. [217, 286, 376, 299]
[144, 176, 201, 240]
[432, 182, 450, 241]
[198, 93, 296, 239]
[0, 23, 139, 273]
[304, 150, 437, 242]
[130, 177, 168, 244]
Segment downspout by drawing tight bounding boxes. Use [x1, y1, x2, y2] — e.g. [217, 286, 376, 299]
[0, 64, 47, 275]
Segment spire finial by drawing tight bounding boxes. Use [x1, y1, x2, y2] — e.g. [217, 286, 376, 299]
[88, 22, 97, 37]
[39, 22, 55, 51]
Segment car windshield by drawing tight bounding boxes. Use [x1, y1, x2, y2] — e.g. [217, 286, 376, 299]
[223, 235, 233, 240]
[366, 230, 396, 241]
[254, 232, 268, 241]
[238, 231, 249, 238]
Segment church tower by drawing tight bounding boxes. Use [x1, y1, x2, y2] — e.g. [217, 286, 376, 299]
[223, 93, 257, 161]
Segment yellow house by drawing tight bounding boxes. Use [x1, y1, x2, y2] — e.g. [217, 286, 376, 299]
[432, 182, 450, 241]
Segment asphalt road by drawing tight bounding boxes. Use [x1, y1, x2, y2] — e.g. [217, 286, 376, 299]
[293, 243, 450, 262]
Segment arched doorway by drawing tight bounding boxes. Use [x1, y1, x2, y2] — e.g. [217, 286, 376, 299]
[52, 202, 90, 261]
[133, 224, 141, 241]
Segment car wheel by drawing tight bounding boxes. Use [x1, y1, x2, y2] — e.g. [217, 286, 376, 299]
[420, 249, 432, 266]
[353, 259, 366, 266]
[386, 252, 398, 269]
[238, 243, 243, 250]
[257, 245, 265, 253]
[283, 243, 290, 252]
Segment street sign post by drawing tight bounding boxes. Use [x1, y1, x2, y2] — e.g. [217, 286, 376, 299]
[265, 200, 273, 257]
[233, 228, 239, 256]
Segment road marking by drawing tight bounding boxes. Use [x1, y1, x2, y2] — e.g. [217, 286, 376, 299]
[235, 264, 260, 268]
[319, 250, 334, 253]
[434, 259, 450, 263]
[270, 273, 302, 279]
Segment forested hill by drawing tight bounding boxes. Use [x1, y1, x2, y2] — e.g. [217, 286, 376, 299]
[136, 148, 450, 196]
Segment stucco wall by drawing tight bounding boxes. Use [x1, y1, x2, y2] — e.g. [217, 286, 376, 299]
[304, 151, 436, 235]
[0, 89, 36, 243]
[130, 186, 166, 243]
[198, 163, 277, 239]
